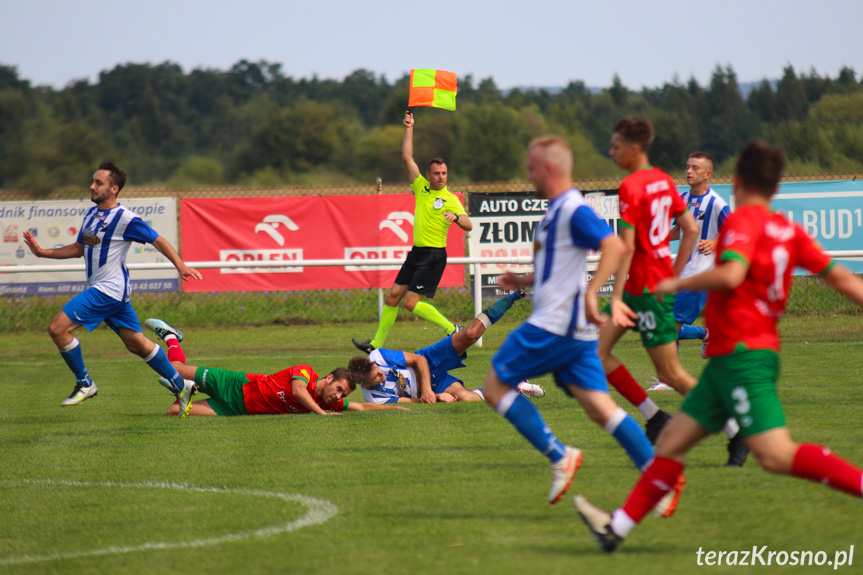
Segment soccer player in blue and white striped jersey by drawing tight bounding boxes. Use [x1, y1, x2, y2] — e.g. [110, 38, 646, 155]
[671, 152, 731, 353]
[481, 136, 656, 506]
[23, 162, 202, 415]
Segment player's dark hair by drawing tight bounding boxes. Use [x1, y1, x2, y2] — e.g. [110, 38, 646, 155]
[348, 356, 377, 389]
[734, 140, 786, 198]
[99, 161, 127, 192]
[427, 157, 446, 171]
[613, 117, 654, 151]
[688, 151, 715, 171]
[328, 366, 356, 391]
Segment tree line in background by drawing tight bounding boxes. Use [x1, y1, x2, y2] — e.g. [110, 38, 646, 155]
[0, 61, 861, 192]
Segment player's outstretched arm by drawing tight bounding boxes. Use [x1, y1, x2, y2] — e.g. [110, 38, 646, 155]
[609, 227, 637, 327]
[404, 352, 435, 403]
[151, 236, 203, 282]
[346, 402, 410, 412]
[821, 264, 863, 306]
[23, 230, 84, 259]
[291, 378, 336, 415]
[586, 234, 628, 326]
[402, 111, 420, 183]
[498, 271, 533, 291]
[673, 211, 699, 277]
[657, 259, 748, 298]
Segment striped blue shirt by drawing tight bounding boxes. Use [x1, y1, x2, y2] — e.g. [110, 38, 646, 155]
[77, 204, 159, 302]
[360, 349, 417, 404]
[527, 189, 612, 341]
[679, 187, 731, 277]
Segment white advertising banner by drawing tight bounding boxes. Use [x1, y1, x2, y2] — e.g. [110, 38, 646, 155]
[0, 198, 179, 296]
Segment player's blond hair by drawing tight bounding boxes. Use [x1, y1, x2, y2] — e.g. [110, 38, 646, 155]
[528, 135, 573, 177]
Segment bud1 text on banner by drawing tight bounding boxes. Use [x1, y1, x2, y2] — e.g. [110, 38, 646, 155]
[409, 69, 457, 110]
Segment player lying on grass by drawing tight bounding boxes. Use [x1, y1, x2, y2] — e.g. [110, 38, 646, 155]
[145, 319, 408, 418]
[575, 140, 863, 553]
[349, 289, 545, 404]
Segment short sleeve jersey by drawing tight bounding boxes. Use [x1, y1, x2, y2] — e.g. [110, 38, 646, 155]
[679, 187, 731, 278]
[528, 189, 613, 340]
[241, 364, 348, 414]
[77, 204, 159, 302]
[618, 167, 688, 295]
[409, 175, 466, 248]
[360, 349, 417, 404]
[703, 205, 833, 356]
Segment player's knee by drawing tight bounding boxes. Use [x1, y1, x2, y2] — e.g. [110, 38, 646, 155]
[463, 321, 483, 342]
[48, 320, 67, 341]
[752, 446, 794, 475]
[166, 404, 178, 416]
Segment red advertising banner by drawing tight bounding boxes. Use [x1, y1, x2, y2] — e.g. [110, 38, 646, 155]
[180, 194, 466, 292]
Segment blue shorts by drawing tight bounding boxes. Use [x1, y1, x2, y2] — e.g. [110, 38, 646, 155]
[62, 288, 142, 333]
[673, 290, 708, 325]
[491, 323, 608, 394]
[416, 335, 467, 394]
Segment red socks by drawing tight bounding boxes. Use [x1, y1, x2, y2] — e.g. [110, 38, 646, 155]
[165, 337, 186, 364]
[791, 443, 863, 497]
[621, 456, 684, 523]
[607, 365, 649, 407]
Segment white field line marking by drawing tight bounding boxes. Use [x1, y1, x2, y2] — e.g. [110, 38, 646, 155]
[0, 479, 338, 566]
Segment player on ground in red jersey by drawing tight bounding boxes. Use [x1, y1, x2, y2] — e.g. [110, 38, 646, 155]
[144, 318, 407, 417]
[576, 140, 863, 552]
[598, 118, 702, 443]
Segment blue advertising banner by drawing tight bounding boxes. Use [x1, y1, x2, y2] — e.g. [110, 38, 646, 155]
[703, 180, 863, 272]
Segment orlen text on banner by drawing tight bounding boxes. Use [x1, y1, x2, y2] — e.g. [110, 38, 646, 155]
[180, 194, 466, 292]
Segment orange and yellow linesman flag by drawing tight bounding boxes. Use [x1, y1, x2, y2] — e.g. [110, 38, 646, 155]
[408, 69, 457, 111]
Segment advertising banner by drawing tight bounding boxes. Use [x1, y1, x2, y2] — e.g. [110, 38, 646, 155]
[468, 190, 619, 299]
[0, 198, 179, 296]
[179, 194, 466, 292]
[689, 180, 863, 273]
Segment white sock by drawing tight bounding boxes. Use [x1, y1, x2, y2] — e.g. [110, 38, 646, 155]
[723, 418, 739, 439]
[472, 388, 485, 401]
[638, 398, 660, 420]
[143, 343, 159, 362]
[603, 407, 628, 434]
[61, 338, 80, 352]
[610, 508, 637, 538]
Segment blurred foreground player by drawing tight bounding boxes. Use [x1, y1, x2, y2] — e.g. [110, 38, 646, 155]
[576, 140, 863, 552]
[480, 136, 663, 508]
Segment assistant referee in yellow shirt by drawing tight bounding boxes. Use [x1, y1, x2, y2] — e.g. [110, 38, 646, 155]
[353, 110, 473, 354]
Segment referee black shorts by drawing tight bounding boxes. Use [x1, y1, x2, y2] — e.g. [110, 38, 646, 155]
[394, 246, 448, 298]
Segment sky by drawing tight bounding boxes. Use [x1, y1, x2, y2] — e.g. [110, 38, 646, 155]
[2, 0, 862, 91]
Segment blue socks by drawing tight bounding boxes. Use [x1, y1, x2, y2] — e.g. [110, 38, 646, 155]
[144, 345, 184, 392]
[482, 291, 523, 325]
[496, 390, 567, 463]
[604, 408, 655, 471]
[678, 324, 707, 341]
[60, 338, 91, 385]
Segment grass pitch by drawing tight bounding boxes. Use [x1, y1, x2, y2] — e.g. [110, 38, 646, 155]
[1, 318, 862, 574]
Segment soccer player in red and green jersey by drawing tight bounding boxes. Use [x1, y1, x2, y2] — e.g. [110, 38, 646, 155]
[144, 318, 407, 417]
[598, 118, 700, 444]
[576, 140, 863, 552]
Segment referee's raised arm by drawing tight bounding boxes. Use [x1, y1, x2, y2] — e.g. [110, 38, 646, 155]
[402, 110, 420, 182]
